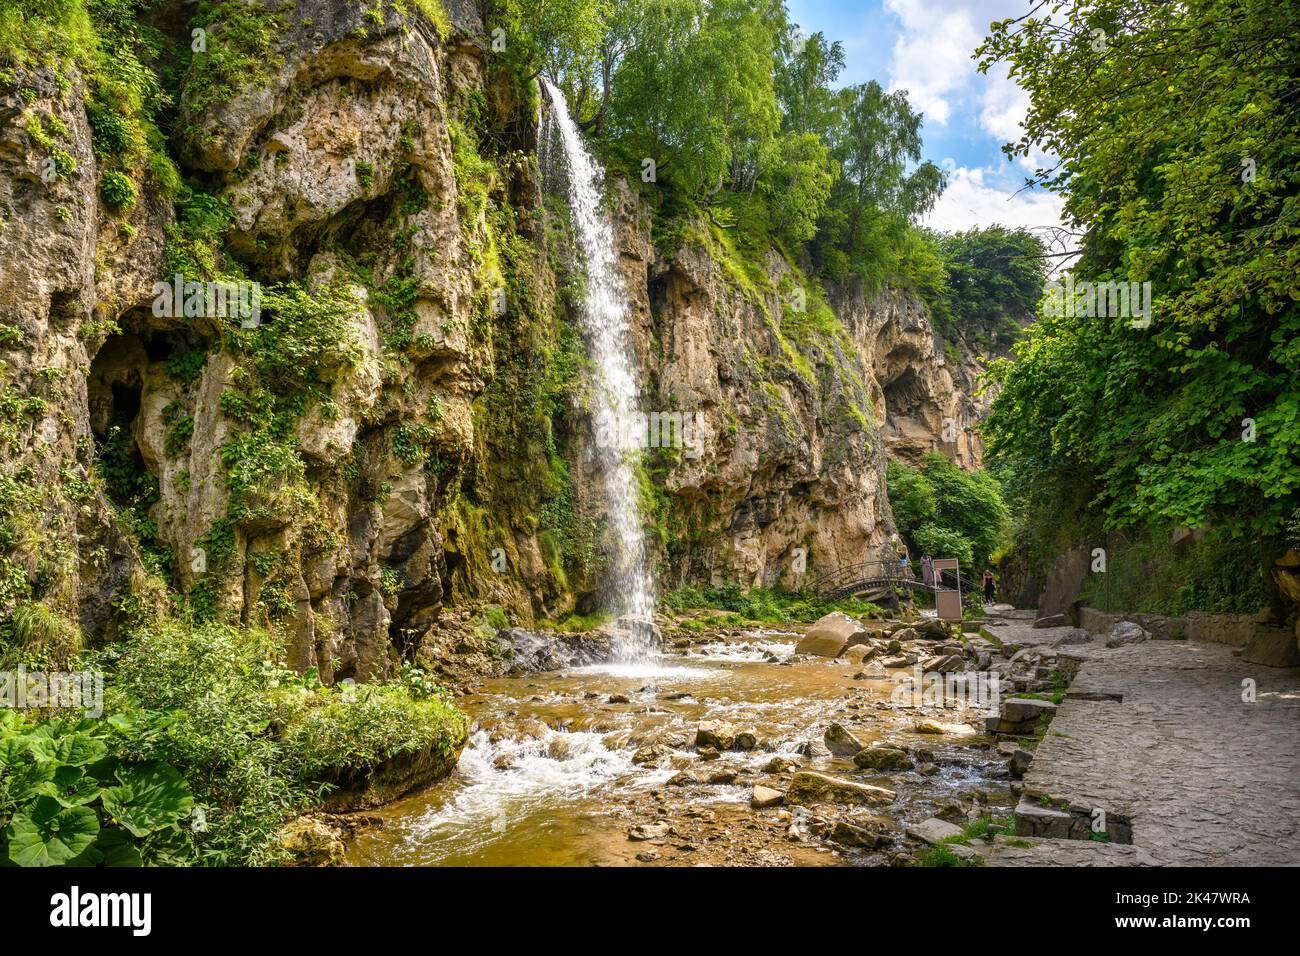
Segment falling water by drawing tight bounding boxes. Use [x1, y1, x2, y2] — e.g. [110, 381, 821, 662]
[539, 79, 655, 654]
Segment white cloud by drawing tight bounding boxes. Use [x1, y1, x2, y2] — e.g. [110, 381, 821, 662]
[883, 0, 982, 125]
[923, 166, 1066, 235]
[978, 62, 1054, 172]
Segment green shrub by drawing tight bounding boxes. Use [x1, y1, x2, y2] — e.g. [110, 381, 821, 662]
[98, 170, 136, 210]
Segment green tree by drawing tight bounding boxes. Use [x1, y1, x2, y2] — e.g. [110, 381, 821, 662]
[980, 0, 1300, 540]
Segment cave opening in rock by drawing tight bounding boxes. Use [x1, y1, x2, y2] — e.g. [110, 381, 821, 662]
[87, 329, 155, 516]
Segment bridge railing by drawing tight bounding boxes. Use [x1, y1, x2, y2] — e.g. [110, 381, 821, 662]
[806, 560, 975, 598]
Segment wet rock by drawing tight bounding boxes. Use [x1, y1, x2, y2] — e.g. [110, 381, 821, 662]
[829, 821, 885, 848]
[785, 771, 896, 806]
[751, 785, 784, 808]
[916, 762, 940, 776]
[706, 769, 738, 785]
[799, 737, 832, 760]
[697, 746, 721, 761]
[913, 721, 945, 734]
[906, 817, 964, 845]
[794, 611, 870, 658]
[881, 655, 911, 668]
[823, 722, 864, 757]
[695, 722, 735, 750]
[762, 755, 802, 774]
[632, 744, 669, 766]
[500, 628, 612, 672]
[734, 730, 758, 751]
[854, 745, 914, 771]
[607, 694, 631, 704]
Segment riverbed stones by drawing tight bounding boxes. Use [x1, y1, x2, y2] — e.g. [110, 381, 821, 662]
[841, 643, 878, 664]
[854, 745, 914, 771]
[906, 817, 964, 845]
[794, 611, 870, 657]
[751, 785, 785, 808]
[785, 771, 896, 806]
[823, 722, 864, 757]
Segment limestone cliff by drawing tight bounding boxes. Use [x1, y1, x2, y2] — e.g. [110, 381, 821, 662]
[0, 0, 991, 682]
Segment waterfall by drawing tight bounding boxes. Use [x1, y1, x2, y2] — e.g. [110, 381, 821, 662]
[539, 79, 656, 655]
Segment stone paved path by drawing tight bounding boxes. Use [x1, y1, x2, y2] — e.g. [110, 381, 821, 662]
[982, 631, 1300, 866]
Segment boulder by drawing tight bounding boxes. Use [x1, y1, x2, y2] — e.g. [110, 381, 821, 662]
[632, 744, 668, 766]
[628, 823, 670, 841]
[794, 611, 869, 657]
[854, 745, 914, 771]
[823, 722, 864, 757]
[1105, 620, 1150, 648]
[840, 643, 878, 664]
[276, 817, 345, 866]
[1052, 628, 1093, 647]
[751, 785, 784, 809]
[761, 755, 802, 774]
[915, 619, 951, 640]
[785, 771, 896, 806]
[906, 817, 964, 845]
[1033, 613, 1068, 628]
[695, 722, 735, 751]
[921, 654, 964, 674]
[1008, 748, 1034, 777]
[1239, 624, 1300, 668]
[828, 821, 885, 848]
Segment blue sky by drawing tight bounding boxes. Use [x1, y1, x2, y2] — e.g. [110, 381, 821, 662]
[786, 0, 1065, 235]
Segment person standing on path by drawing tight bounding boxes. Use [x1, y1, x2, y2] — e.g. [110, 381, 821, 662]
[921, 554, 933, 586]
[983, 569, 995, 603]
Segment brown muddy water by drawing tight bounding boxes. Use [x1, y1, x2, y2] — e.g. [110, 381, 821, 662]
[346, 626, 1011, 866]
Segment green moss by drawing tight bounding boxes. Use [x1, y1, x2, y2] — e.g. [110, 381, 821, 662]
[182, 1, 285, 115]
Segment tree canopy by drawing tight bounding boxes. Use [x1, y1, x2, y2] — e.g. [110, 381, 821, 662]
[979, 0, 1300, 543]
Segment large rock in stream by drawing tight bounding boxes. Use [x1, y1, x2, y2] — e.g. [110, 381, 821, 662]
[795, 612, 870, 658]
[785, 771, 896, 806]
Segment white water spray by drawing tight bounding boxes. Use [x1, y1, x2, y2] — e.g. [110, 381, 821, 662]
[539, 79, 655, 653]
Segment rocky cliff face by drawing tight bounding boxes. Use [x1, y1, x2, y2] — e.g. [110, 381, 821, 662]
[0, 0, 990, 682]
